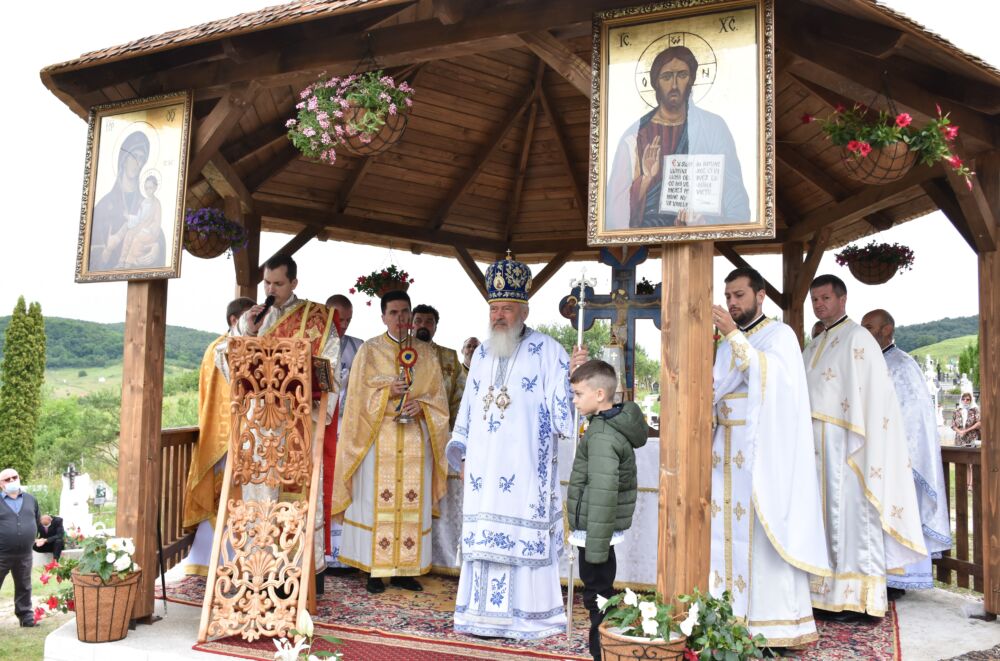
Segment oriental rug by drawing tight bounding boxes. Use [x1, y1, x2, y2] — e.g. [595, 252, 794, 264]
[162, 574, 900, 660]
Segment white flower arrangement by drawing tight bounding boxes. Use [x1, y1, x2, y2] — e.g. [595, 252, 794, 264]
[76, 528, 138, 583]
[273, 610, 344, 660]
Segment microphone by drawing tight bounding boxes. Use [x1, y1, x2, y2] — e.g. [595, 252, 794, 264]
[254, 295, 276, 325]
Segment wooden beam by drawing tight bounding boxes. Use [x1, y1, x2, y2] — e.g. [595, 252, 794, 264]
[715, 244, 785, 308]
[506, 60, 545, 244]
[778, 25, 996, 148]
[537, 82, 586, 218]
[204, 154, 254, 213]
[188, 82, 261, 176]
[244, 143, 299, 192]
[659, 242, 713, 606]
[225, 196, 261, 298]
[453, 245, 489, 300]
[117, 280, 167, 620]
[944, 145, 997, 252]
[261, 226, 318, 272]
[795, 227, 832, 303]
[922, 178, 977, 252]
[527, 250, 570, 298]
[782, 241, 806, 346]
[428, 88, 535, 230]
[518, 31, 591, 98]
[432, 0, 481, 25]
[777, 144, 846, 200]
[787, 163, 943, 241]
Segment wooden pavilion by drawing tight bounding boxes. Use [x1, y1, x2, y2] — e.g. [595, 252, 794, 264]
[41, 0, 999, 623]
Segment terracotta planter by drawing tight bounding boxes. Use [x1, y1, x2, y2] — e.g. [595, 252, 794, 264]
[375, 281, 410, 297]
[599, 622, 687, 661]
[339, 106, 408, 157]
[841, 141, 917, 185]
[71, 569, 142, 643]
[847, 259, 899, 285]
[184, 229, 231, 259]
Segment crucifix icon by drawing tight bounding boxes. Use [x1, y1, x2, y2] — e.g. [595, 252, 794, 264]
[63, 463, 80, 490]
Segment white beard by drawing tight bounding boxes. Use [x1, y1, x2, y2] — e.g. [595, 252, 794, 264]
[488, 322, 524, 358]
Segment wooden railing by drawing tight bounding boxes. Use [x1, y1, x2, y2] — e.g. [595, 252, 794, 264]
[160, 426, 198, 571]
[934, 446, 983, 591]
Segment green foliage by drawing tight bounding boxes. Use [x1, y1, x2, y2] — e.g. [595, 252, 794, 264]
[678, 588, 767, 660]
[958, 338, 980, 388]
[77, 370, 87, 377]
[894, 316, 978, 353]
[535, 321, 660, 389]
[910, 334, 978, 366]
[77, 533, 137, 584]
[0, 297, 46, 480]
[0, 317, 218, 370]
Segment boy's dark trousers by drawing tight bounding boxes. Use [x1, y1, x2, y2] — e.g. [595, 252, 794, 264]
[579, 546, 617, 661]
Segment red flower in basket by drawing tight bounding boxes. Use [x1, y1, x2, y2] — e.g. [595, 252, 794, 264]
[353, 264, 412, 300]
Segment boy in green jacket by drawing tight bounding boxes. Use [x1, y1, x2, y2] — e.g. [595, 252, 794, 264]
[568, 360, 648, 660]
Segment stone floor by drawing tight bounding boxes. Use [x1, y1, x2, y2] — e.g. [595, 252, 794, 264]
[43, 581, 1000, 660]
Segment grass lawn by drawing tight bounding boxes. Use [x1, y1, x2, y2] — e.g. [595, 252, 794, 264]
[43, 362, 192, 400]
[0, 565, 74, 661]
[910, 334, 977, 365]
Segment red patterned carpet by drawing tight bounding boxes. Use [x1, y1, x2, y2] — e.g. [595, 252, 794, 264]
[163, 573, 900, 660]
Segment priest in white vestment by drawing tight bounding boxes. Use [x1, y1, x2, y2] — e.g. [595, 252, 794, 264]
[803, 275, 926, 618]
[710, 268, 831, 646]
[861, 309, 952, 593]
[446, 255, 576, 639]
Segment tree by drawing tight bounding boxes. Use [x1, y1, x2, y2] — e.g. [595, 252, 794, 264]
[958, 338, 980, 388]
[0, 297, 46, 479]
[534, 321, 660, 392]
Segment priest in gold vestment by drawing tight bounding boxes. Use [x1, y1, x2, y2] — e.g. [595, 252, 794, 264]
[412, 304, 466, 429]
[804, 275, 926, 618]
[332, 290, 451, 594]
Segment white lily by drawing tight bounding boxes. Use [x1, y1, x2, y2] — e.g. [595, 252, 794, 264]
[638, 600, 658, 620]
[272, 636, 307, 661]
[596, 595, 609, 611]
[295, 609, 314, 639]
[623, 587, 638, 607]
[680, 602, 700, 636]
[641, 617, 659, 637]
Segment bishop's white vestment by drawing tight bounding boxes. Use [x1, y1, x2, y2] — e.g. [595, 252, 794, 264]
[882, 345, 952, 589]
[445, 328, 575, 639]
[712, 318, 831, 646]
[803, 319, 927, 615]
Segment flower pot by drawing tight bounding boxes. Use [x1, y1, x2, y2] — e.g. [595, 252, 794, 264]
[375, 281, 410, 298]
[599, 622, 687, 661]
[847, 259, 899, 285]
[841, 142, 917, 185]
[184, 229, 230, 259]
[339, 106, 408, 157]
[71, 569, 142, 643]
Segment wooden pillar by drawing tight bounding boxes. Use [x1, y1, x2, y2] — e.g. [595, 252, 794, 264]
[782, 241, 805, 346]
[658, 242, 713, 602]
[117, 280, 167, 621]
[228, 196, 261, 300]
[976, 152, 1000, 617]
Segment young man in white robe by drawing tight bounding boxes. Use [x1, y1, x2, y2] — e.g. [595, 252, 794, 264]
[710, 268, 831, 647]
[446, 255, 576, 639]
[861, 308, 952, 597]
[803, 275, 927, 620]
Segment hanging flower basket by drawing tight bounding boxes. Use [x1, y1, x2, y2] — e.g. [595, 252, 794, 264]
[841, 141, 918, 185]
[183, 208, 248, 259]
[351, 264, 414, 305]
[287, 70, 415, 164]
[835, 240, 914, 285]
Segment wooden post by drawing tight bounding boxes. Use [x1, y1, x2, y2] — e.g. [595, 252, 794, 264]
[117, 280, 167, 621]
[227, 195, 261, 300]
[976, 151, 1000, 617]
[658, 242, 713, 603]
[782, 241, 805, 346]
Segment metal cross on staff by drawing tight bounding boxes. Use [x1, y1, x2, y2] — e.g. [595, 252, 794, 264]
[565, 265, 596, 636]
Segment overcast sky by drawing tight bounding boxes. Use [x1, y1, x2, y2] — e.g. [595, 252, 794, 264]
[0, 1, 993, 354]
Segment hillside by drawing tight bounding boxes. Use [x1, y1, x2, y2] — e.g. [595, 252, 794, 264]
[910, 334, 977, 365]
[894, 315, 978, 352]
[0, 316, 219, 370]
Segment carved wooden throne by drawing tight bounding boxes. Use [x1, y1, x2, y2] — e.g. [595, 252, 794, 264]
[197, 336, 327, 642]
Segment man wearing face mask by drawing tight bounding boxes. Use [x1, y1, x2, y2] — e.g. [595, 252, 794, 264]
[0, 468, 42, 627]
[411, 304, 466, 429]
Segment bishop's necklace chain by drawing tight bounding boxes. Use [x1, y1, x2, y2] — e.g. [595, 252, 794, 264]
[482, 338, 524, 420]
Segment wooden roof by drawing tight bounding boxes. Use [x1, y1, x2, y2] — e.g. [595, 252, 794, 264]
[41, 0, 1000, 267]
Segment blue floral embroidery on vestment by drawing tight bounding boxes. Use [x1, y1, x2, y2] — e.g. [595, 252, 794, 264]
[479, 344, 487, 359]
[555, 394, 569, 421]
[528, 341, 542, 356]
[490, 574, 507, 607]
[558, 357, 570, 373]
[530, 404, 552, 520]
[529, 486, 547, 519]
[487, 414, 501, 433]
[521, 375, 538, 392]
[469, 474, 482, 492]
[472, 569, 485, 607]
[499, 474, 515, 493]
[520, 537, 546, 557]
[463, 530, 476, 548]
[472, 378, 480, 395]
[475, 530, 516, 550]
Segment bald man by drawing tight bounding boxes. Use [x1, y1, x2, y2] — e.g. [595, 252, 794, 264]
[861, 309, 952, 598]
[0, 468, 41, 627]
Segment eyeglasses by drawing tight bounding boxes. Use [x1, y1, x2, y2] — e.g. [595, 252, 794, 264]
[0, 475, 19, 483]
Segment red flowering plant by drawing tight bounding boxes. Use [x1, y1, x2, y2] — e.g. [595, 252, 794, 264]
[802, 103, 974, 187]
[351, 264, 414, 306]
[834, 240, 915, 272]
[35, 558, 79, 622]
[286, 70, 415, 164]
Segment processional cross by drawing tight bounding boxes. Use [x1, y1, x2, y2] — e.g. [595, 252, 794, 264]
[558, 246, 661, 398]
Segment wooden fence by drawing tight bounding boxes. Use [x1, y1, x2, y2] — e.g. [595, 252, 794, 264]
[160, 426, 198, 571]
[934, 446, 983, 591]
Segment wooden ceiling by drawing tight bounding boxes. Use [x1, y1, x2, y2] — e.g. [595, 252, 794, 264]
[41, 0, 1000, 271]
